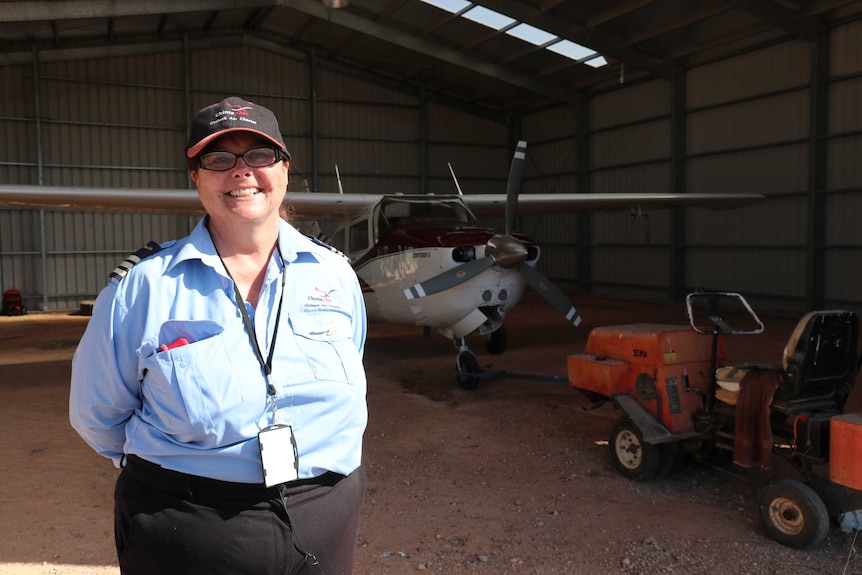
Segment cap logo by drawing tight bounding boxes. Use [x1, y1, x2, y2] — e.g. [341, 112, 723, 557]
[187, 96, 290, 159]
[212, 104, 257, 128]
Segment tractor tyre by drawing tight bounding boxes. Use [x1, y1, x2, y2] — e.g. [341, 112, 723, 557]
[609, 417, 661, 481]
[757, 479, 830, 549]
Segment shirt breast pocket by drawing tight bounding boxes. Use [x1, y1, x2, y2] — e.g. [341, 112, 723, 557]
[139, 321, 249, 442]
[290, 313, 364, 385]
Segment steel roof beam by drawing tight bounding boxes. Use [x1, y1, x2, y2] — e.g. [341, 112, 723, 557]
[724, 0, 819, 41]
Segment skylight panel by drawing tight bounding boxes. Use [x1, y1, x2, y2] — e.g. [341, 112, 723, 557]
[462, 5, 515, 30]
[506, 23, 556, 46]
[547, 39, 595, 61]
[419, 0, 607, 68]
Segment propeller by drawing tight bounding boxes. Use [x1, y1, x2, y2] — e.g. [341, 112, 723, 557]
[403, 140, 582, 327]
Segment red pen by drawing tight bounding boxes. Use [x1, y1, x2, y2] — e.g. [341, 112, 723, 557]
[158, 337, 190, 352]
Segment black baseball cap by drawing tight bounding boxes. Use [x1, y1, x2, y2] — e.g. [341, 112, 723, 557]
[186, 96, 291, 159]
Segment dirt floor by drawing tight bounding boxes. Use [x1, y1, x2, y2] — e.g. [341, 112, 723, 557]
[2, 292, 862, 575]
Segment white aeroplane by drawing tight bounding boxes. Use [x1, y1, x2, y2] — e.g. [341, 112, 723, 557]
[0, 141, 763, 388]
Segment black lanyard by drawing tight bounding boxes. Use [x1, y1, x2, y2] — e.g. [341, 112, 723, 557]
[229, 256, 286, 397]
[211, 232, 287, 403]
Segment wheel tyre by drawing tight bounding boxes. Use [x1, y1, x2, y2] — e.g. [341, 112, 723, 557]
[484, 327, 507, 355]
[609, 417, 661, 481]
[757, 479, 830, 549]
[456, 352, 481, 390]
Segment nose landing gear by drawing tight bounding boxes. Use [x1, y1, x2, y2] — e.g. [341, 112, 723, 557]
[455, 338, 481, 389]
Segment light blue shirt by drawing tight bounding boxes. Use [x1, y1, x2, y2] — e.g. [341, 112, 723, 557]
[70, 218, 367, 483]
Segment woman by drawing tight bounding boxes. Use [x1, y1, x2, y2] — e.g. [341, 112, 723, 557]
[70, 96, 368, 575]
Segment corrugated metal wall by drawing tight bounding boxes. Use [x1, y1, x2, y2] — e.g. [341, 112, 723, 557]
[2, 18, 861, 314]
[0, 42, 510, 311]
[685, 39, 813, 310]
[521, 18, 862, 314]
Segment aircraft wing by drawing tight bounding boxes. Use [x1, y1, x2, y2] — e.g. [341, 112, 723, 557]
[0, 184, 203, 212]
[0, 184, 763, 220]
[462, 192, 764, 218]
[0, 184, 380, 221]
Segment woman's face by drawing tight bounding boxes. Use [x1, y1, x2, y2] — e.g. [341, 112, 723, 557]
[189, 132, 289, 230]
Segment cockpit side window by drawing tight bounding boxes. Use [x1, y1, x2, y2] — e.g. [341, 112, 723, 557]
[349, 219, 369, 254]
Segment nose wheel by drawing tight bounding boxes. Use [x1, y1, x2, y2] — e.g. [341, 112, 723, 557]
[455, 338, 481, 389]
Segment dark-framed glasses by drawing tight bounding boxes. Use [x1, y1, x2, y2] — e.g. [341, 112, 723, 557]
[199, 147, 284, 171]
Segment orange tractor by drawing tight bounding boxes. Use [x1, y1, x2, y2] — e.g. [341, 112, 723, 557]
[567, 292, 861, 549]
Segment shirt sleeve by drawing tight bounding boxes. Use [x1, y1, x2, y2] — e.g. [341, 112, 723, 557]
[69, 281, 142, 466]
[346, 261, 367, 357]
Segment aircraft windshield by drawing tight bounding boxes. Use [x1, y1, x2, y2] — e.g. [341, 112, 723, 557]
[378, 197, 474, 231]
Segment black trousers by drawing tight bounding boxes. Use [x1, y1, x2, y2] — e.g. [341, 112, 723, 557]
[115, 455, 365, 575]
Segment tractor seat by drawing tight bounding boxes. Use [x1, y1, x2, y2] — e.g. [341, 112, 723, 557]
[714, 310, 859, 411]
[776, 310, 858, 406]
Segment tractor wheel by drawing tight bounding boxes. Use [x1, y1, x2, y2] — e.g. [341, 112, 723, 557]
[757, 479, 830, 549]
[609, 417, 661, 481]
[456, 351, 481, 390]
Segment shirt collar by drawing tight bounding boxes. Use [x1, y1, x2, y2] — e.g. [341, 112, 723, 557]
[165, 216, 307, 274]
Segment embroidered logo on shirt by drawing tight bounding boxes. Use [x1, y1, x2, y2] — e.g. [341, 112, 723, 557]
[312, 286, 336, 303]
[304, 286, 345, 313]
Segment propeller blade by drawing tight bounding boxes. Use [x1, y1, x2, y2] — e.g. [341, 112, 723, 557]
[519, 264, 582, 327]
[505, 140, 527, 236]
[403, 257, 495, 300]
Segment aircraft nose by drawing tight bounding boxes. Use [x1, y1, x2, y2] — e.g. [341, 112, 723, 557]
[485, 234, 528, 268]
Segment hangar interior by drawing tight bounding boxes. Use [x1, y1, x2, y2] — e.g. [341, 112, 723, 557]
[1, 0, 861, 315]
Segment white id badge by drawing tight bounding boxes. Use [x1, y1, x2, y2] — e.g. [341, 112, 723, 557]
[258, 424, 298, 487]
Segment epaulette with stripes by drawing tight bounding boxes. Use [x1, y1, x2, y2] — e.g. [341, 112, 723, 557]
[304, 234, 351, 263]
[109, 240, 162, 280]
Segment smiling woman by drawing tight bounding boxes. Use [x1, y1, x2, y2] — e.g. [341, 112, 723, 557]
[68, 96, 369, 575]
